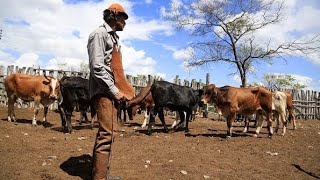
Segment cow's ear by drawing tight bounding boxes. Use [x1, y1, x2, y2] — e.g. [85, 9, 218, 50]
[43, 80, 50, 85]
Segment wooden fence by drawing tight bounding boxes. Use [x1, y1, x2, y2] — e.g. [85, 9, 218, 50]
[1, 65, 320, 120]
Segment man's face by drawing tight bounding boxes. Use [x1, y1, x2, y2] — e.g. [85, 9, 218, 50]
[115, 14, 126, 31]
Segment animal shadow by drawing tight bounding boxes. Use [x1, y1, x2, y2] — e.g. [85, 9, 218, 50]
[60, 154, 92, 180]
[185, 128, 252, 139]
[123, 122, 141, 128]
[1, 118, 53, 127]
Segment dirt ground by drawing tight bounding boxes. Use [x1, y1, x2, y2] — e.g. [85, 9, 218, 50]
[0, 107, 319, 180]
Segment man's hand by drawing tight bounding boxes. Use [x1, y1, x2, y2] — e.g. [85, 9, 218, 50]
[114, 91, 124, 101]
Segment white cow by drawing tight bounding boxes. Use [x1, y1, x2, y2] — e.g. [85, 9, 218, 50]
[272, 91, 288, 136]
[254, 91, 287, 136]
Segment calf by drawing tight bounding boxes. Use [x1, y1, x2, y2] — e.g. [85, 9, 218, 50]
[4, 73, 60, 125]
[58, 76, 95, 133]
[201, 84, 273, 138]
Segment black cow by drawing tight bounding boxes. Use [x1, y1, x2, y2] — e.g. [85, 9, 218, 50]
[58, 76, 95, 133]
[148, 81, 203, 134]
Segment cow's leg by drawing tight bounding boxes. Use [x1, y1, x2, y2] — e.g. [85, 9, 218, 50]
[90, 105, 96, 129]
[127, 106, 133, 121]
[243, 116, 250, 133]
[274, 112, 279, 134]
[7, 96, 16, 122]
[123, 109, 127, 123]
[147, 108, 156, 135]
[281, 111, 287, 136]
[174, 111, 185, 130]
[115, 102, 121, 123]
[122, 101, 127, 122]
[58, 104, 67, 131]
[65, 109, 73, 133]
[42, 106, 49, 123]
[254, 111, 265, 137]
[185, 111, 191, 133]
[32, 101, 41, 126]
[289, 112, 297, 130]
[141, 108, 148, 128]
[266, 112, 273, 138]
[226, 113, 235, 138]
[158, 108, 169, 133]
[79, 110, 88, 125]
[292, 115, 297, 130]
[171, 111, 179, 128]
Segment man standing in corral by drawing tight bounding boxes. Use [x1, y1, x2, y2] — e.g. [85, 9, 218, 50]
[87, 3, 128, 180]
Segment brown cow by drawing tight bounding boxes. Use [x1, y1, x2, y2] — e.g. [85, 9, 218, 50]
[127, 84, 154, 128]
[283, 91, 297, 130]
[201, 84, 273, 138]
[4, 73, 60, 126]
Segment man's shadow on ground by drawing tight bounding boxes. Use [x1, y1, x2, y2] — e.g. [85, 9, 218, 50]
[60, 154, 92, 180]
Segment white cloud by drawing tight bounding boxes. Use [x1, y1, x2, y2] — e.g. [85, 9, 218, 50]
[0, 0, 173, 76]
[0, 50, 16, 67]
[122, 45, 157, 75]
[173, 47, 193, 60]
[290, 74, 316, 90]
[249, 1, 320, 64]
[145, 0, 152, 4]
[15, 53, 40, 68]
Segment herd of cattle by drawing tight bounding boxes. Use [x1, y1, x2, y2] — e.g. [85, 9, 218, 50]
[3, 73, 296, 138]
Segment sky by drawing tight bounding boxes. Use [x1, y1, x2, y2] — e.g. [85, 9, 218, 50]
[0, 0, 320, 90]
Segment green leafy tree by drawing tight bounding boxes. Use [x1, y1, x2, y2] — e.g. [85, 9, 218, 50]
[262, 74, 306, 90]
[165, 0, 320, 87]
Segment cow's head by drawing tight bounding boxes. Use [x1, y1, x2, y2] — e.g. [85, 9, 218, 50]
[201, 84, 218, 105]
[43, 74, 60, 100]
[130, 104, 141, 118]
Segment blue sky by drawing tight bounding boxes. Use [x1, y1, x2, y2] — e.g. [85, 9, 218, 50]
[0, 0, 320, 90]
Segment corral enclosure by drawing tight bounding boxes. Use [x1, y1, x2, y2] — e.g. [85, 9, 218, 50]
[0, 65, 320, 180]
[0, 107, 319, 180]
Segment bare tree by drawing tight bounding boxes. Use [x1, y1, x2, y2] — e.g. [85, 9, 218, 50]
[79, 62, 89, 74]
[0, 65, 4, 76]
[166, 0, 320, 87]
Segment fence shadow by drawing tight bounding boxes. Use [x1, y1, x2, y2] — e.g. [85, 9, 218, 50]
[60, 154, 92, 180]
[292, 164, 320, 179]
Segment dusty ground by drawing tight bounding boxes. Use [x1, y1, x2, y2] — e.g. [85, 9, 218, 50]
[0, 107, 319, 180]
